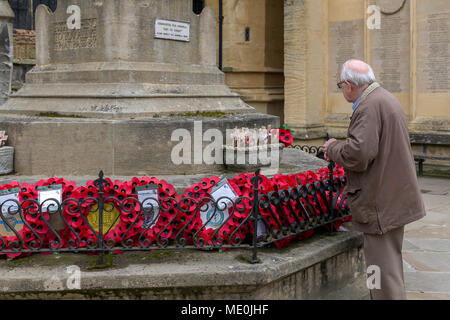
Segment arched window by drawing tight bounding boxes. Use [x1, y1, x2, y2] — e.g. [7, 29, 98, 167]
[193, 0, 205, 15]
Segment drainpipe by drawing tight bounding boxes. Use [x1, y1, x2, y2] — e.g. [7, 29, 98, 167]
[218, 0, 223, 70]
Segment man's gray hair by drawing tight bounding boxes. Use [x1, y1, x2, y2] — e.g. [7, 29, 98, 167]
[340, 59, 376, 87]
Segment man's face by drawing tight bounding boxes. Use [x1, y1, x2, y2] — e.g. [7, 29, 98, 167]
[338, 70, 357, 103]
[340, 81, 354, 103]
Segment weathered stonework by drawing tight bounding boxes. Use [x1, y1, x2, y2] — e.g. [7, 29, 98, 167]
[0, 0, 280, 176]
[284, 0, 327, 140]
[0, 1, 14, 105]
[205, 0, 285, 122]
[0, 230, 368, 300]
[0, 0, 253, 118]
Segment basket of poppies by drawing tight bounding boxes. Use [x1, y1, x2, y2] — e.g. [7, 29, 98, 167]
[179, 176, 252, 249]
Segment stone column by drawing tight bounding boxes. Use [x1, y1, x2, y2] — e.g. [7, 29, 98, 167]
[284, 0, 327, 142]
[199, 6, 216, 66]
[0, 1, 14, 104]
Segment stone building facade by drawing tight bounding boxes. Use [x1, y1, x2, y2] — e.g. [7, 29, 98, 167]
[6, 0, 450, 172]
[207, 0, 449, 174]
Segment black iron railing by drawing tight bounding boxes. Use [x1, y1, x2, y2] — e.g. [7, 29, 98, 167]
[289, 145, 326, 159]
[0, 166, 349, 265]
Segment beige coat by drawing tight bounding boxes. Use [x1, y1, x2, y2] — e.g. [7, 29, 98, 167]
[327, 86, 426, 235]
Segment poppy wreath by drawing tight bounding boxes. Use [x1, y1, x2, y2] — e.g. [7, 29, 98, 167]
[0, 178, 76, 259]
[125, 176, 180, 249]
[315, 165, 352, 230]
[229, 172, 297, 248]
[63, 183, 100, 249]
[295, 170, 329, 221]
[33, 178, 77, 252]
[0, 181, 33, 259]
[180, 176, 250, 248]
[270, 173, 315, 247]
[64, 178, 143, 251]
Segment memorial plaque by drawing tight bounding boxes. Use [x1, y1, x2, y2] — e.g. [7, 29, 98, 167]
[154, 19, 190, 42]
[54, 18, 97, 51]
[328, 19, 365, 92]
[417, 10, 450, 93]
[370, 1, 410, 93]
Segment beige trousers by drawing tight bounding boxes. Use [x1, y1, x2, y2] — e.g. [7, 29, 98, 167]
[363, 226, 406, 300]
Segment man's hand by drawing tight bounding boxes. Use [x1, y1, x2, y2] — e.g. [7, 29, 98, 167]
[323, 138, 337, 161]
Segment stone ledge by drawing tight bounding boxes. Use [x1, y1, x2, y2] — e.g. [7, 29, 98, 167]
[0, 229, 366, 299]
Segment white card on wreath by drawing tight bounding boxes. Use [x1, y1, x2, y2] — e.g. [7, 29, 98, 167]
[38, 187, 62, 213]
[200, 202, 229, 230]
[210, 178, 238, 208]
[0, 190, 20, 216]
[137, 185, 160, 228]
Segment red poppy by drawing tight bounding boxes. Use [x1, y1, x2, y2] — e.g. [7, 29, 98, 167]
[278, 128, 293, 147]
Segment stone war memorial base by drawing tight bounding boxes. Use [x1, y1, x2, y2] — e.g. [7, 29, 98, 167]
[0, 0, 278, 176]
[0, 227, 367, 300]
[0, 113, 279, 176]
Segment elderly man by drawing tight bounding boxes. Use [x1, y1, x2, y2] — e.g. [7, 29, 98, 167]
[324, 59, 426, 300]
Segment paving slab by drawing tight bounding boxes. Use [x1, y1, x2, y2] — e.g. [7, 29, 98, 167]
[404, 238, 450, 252]
[405, 272, 450, 293]
[403, 176, 450, 300]
[407, 292, 450, 300]
[403, 252, 450, 272]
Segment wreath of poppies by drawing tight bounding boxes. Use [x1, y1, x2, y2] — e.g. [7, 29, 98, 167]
[179, 176, 252, 248]
[306, 165, 351, 231]
[64, 178, 141, 250]
[0, 181, 30, 259]
[270, 173, 316, 248]
[64, 177, 181, 251]
[0, 178, 76, 259]
[229, 171, 304, 248]
[126, 177, 180, 249]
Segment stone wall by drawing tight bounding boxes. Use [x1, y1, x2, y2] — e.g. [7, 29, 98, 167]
[205, 0, 285, 123]
[283, 0, 450, 171]
[12, 28, 35, 92]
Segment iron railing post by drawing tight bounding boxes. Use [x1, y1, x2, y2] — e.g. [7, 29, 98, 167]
[251, 169, 261, 264]
[94, 170, 108, 265]
[325, 133, 336, 231]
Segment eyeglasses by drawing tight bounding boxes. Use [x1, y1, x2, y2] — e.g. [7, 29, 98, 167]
[337, 81, 345, 89]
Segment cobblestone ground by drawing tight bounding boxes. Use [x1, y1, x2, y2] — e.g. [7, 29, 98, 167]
[404, 176, 450, 300]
